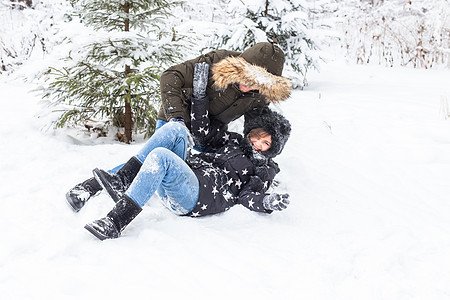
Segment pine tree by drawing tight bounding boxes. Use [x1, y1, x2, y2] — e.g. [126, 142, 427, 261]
[212, 0, 322, 88]
[42, 0, 186, 142]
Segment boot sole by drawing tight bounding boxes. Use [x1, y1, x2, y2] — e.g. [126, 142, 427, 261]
[65, 192, 82, 213]
[93, 168, 121, 203]
[84, 224, 108, 241]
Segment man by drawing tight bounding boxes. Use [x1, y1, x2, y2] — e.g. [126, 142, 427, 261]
[157, 41, 292, 129]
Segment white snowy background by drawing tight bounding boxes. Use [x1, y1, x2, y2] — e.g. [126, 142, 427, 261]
[1, 1, 450, 299]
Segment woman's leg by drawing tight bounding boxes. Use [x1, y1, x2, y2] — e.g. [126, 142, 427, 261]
[108, 121, 186, 173]
[67, 121, 187, 212]
[85, 146, 198, 240]
[93, 122, 190, 202]
[135, 122, 189, 163]
[126, 147, 199, 215]
[155, 119, 168, 130]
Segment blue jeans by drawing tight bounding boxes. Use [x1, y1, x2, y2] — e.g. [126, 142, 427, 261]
[124, 122, 199, 215]
[108, 119, 168, 174]
[155, 119, 167, 130]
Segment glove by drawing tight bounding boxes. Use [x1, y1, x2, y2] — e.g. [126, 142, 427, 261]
[262, 193, 290, 211]
[168, 117, 194, 148]
[245, 176, 265, 192]
[250, 149, 268, 166]
[255, 166, 272, 182]
[193, 62, 209, 98]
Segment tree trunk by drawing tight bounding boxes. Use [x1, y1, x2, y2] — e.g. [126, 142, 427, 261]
[124, 2, 132, 143]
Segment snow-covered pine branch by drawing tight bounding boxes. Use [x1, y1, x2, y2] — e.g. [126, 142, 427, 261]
[41, 0, 189, 142]
[210, 0, 326, 89]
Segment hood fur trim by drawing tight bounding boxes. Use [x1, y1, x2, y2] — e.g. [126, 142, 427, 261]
[211, 56, 292, 103]
[244, 107, 291, 159]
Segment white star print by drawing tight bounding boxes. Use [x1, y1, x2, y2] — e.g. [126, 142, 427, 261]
[202, 169, 211, 177]
[198, 127, 204, 134]
[191, 211, 200, 217]
[248, 199, 255, 208]
[242, 168, 248, 175]
[202, 111, 208, 118]
[233, 138, 239, 144]
[223, 191, 233, 201]
[224, 147, 229, 153]
[204, 129, 209, 135]
[212, 186, 219, 196]
[190, 112, 196, 120]
[235, 179, 242, 189]
[264, 181, 269, 189]
[201, 204, 208, 210]
[222, 132, 230, 141]
[226, 178, 233, 186]
[222, 168, 230, 174]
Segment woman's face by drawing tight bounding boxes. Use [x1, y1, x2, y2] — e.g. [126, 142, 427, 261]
[238, 83, 253, 93]
[249, 133, 272, 152]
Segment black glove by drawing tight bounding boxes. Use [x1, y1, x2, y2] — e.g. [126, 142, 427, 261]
[254, 159, 279, 181]
[245, 176, 265, 192]
[262, 193, 290, 211]
[193, 62, 209, 98]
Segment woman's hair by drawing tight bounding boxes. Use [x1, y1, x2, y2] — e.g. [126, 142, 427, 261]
[247, 128, 270, 140]
[244, 107, 291, 158]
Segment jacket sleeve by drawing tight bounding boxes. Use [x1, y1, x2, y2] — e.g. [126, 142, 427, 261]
[237, 176, 273, 214]
[190, 93, 234, 150]
[160, 50, 240, 121]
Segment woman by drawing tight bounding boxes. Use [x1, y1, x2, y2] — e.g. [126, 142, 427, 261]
[83, 64, 292, 240]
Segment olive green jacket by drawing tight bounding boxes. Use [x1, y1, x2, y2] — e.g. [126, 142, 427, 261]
[158, 49, 267, 128]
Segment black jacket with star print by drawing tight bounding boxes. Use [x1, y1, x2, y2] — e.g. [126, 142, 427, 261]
[184, 94, 281, 217]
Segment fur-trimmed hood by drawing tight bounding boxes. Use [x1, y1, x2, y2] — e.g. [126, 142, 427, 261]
[243, 107, 291, 159]
[211, 50, 292, 103]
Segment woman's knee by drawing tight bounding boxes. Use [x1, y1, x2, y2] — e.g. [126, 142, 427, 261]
[163, 121, 182, 131]
[164, 122, 188, 138]
[147, 147, 172, 162]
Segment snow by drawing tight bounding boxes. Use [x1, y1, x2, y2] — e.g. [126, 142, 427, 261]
[1, 58, 450, 299]
[2, 0, 449, 297]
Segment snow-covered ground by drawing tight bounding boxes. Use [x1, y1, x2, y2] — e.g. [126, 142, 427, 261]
[1, 60, 450, 299]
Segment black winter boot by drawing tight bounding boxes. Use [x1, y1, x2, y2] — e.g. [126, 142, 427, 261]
[66, 177, 102, 212]
[84, 195, 142, 240]
[93, 156, 142, 203]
